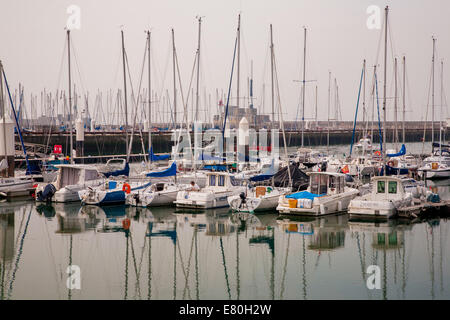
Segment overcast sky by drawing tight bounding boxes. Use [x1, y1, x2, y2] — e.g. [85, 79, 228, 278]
[1, 0, 449, 123]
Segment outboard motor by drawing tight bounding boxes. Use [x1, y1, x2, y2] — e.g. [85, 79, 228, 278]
[36, 184, 56, 203]
[345, 174, 354, 183]
[239, 192, 246, 208]
[133, 193, 140, 204]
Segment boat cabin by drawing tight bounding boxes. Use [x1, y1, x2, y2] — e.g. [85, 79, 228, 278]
[54, 165, 101, 189]
[307, 172, 346, 196]
[205, 172, 242, 189]
[371, 176, 406, 200]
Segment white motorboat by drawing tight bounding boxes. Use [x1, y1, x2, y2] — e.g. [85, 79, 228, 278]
[35, 164, 104, 203]
[228, 185, 290, 213]
[126, 181, 190, 207]
[79, 179, 151, 206]
[277, 172, 359, 216]
[0, 177, 34, 198]
[175, 172, 246, 210]
[419, 161, 450, 179]
[348, 176, 414, 219]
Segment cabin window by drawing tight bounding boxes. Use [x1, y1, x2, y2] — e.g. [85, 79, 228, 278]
[209, 175, 216, 186]
[388, 181, 397, 194]
[61, 168, 80, 187]
[377, 181, 385, 193]
[218, 175, 225, 186]
[230, 176, 240, 186]
[310, 174, 320, 194]
[319, 175, 328, 194]
[85, 170, 99, 181]
[329, 176, 340, 193]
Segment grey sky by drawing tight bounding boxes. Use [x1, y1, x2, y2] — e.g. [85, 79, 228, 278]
[1, 0, 449, 123]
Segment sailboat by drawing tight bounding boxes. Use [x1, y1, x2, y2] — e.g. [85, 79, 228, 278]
[419, 49, 450, 179]
[228, 24, 294, 213]
[0, 60, 34, 198]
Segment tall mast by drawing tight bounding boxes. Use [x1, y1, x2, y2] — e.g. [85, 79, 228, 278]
[327, 71, 331, 152]
[195, 17, 202, 123]
[402, 56, 406, 144]
[67, 30, 74, 163]
[432, 36, 436, 146]
[172, 29, 177, 130]
[315, 85, 318, 123]
[382, 6, 388, 154]
[121, 30, 129, 154]
[301, 27, 306, 147]
[394, 57, 398, 150]
[0, 61, 6, 163]
[440, 60, 443, 157]
[270, 24, 275, 131]
[362, 59, 366, 138]
[147, 31, 152, 153]
[237, 14, 241, 110]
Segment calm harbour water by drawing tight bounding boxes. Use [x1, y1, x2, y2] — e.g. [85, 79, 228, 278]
[0, 141, 448, 300]
[1, 183, 449, 300]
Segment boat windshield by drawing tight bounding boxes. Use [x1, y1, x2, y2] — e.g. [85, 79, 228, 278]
[388, 181, 398, 194]
[310, 174, 328, 195]
[377, 181, 385, 193]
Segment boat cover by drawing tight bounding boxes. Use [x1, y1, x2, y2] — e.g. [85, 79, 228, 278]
[146, 162, 177, 177]
[149, 146, 170, 162]
[286, 191, 324, 200]
[387, 144, 406, 157]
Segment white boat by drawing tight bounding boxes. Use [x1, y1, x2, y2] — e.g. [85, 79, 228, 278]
[35, 164, 104, 203]
[175, 172, 246, 210]
[126, 181, 190, 207]
[0, 177, 34, 198]
[79, 179, 151, 206]
[228, 186, 290, 213]
[419, 161, 450, 179]
[348, 176, 414, 219]
[277, 172, 359, 216]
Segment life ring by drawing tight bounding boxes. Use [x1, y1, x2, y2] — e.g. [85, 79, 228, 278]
[122, 183, 131, 194]
[122, 218, 131, 230]
[374, 150, 381, 156]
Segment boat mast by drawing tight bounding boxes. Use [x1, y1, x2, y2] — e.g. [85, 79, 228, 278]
[237, 14, 241, 110]
[432, 36, 436, 148]
[67, 30, 74, 163]
[394, 57, 398, 150]
[121, 30, 129, 155]
[147, 31, 152, 153]
[301, 27, 306, 147]
[195, 17, 202, 123]
[0, 61, 6, 167]
[402, 56, 406, 144]
[172, 29, 177, 130]
[327, 71, 331, 152]
[382, 6, 388, 155]
[363, 59, 366, 139]
[270, 24, 275, 131]
[315, 85, 318, 124]
[440, 60, 443, 158]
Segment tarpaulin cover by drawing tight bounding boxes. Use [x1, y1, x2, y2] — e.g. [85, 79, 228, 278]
[146, 162, 177, 177]
[387, 144, 406, 157]
[286, 191, 324, 200]
[380, 164, 409, 176]
[149, 146, 170, 162]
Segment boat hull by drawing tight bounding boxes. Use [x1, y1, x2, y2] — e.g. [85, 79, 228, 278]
[175, 190, 239, 209]
[277, 189, 359, 216]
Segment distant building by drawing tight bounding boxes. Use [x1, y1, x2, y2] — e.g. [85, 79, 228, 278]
[213, 105, 270, 129]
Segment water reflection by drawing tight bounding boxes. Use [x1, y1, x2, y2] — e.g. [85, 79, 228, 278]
[0, 200, 448, 300]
